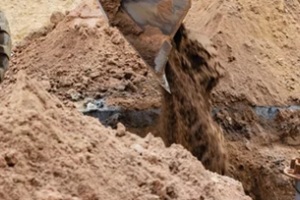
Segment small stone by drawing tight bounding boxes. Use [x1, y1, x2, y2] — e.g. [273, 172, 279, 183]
[40, 79, 51, 91]
[132, 75, 146, 84]
[116, 123, 126, 137]
[50, 11, 65, 25]
[131, 144, 145, 154]
[67, 89, 81, 101]
[90, 71, 101, 79]
[4, 151, 18, 167]
[86, 102, 98, 111]
[115, 84, 126, 91]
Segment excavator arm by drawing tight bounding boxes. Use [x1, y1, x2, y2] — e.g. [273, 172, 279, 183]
[98, 0, 191, 93]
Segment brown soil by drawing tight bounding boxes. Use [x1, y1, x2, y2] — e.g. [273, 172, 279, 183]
[276, 110, 300, 146]
[1, 0, 83, 45]
[2, 0, 300, 200]
[5, 1, 161, 110]
[0, 72, 251, 200]
[185, 0, 300, 105]
[213, 101, 299, 199]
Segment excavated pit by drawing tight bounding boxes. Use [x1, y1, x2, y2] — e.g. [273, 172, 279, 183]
[3, 1, 300, 199]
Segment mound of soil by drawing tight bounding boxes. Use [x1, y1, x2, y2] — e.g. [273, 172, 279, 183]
[185, 0, 300, 105]
[5, 1, 160, 110]
[2, 1, 299, 200]
[0, 72, 251, 200]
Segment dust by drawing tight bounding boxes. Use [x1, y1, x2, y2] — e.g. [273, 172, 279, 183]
[184, 0, 300, 105]
[276, 110, 300, 145]
[161, 25, 227, 175]
[5, 1, 161, 110]
[3, 0, 300, 199]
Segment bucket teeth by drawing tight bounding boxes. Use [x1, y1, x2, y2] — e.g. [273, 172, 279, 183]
[154, 40, 172, 93]
[161, 73, 171, 93]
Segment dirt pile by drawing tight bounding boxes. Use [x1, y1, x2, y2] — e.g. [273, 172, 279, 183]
[0, 72, 251, 200]
[185, 0, 300, 105]
[5, 1, 160, 110]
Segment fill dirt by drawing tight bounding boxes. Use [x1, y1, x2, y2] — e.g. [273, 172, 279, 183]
[1, 0, 299, 200]
[0, 1, 251, 199]
[0, 72, 251, 200]
[5, 1, 161, 110]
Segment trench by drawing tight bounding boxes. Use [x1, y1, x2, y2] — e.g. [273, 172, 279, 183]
[80, 99, 160, 137]
[80, 99, 299, 200]
[81, 98, 300, 130]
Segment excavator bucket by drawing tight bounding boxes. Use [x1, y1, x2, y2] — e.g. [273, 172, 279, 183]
[97, 0, 191, 93]
[0, 11, 12, 83]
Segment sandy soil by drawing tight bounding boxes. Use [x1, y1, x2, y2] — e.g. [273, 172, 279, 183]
[4, 1, 160, 110]
[185, 0, 300, 106]
[1, 0, 299, 200]
[1, 0, 83, 45]
[0, 72, 250, 200]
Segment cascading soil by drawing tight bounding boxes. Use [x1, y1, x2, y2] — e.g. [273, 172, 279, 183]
[160, 25, 228, 175]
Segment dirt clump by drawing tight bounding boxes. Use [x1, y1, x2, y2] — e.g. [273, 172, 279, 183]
[276, 110, 300, 145]
[0, 72, 251, 200]
[160, 25, 227, 175]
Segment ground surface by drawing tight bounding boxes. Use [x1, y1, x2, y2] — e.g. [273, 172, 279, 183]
[185, 0, 300, 106]
[1, 0, 83, 45]
[0, 73, 250, 200]
[1, 0, 300, 200]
